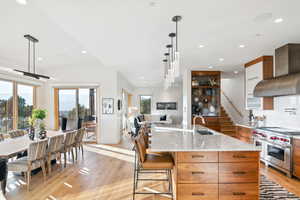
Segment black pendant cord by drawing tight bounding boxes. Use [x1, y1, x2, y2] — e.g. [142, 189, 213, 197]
[33, 42, 35, 74]
[176, 20, 178, 52]
[28, 39, 30, 73]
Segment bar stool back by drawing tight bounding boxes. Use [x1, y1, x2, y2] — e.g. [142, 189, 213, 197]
[133, 135, 174, 200]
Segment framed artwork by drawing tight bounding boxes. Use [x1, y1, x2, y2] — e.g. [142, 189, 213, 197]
[102, 98, 114, 114]
[156, 102, 177, 110]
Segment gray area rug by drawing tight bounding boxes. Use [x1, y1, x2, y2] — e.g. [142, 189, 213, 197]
[260, 175, 300, 199]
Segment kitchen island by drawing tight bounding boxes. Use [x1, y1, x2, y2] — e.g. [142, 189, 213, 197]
[149, 125, 261, 200]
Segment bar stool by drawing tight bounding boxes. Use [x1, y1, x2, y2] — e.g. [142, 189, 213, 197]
[133, 135, 174, 200]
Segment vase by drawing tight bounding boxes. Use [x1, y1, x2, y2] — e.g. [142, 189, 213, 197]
[29, 127, 35, 140]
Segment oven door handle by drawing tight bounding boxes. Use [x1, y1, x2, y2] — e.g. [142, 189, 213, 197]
[265, 141, 291, 150]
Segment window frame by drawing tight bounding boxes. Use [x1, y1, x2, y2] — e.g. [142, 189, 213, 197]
[0, 78, 36, 132]
[139, 95, 152, 115]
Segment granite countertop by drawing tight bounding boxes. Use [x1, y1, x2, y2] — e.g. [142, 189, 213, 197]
[149, 125, 261, 152]
[294, 136, 300, 140]
[235, 121, 257, 129]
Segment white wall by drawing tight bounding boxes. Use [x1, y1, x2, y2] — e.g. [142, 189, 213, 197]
[221, 72, 249, 124]
[117, 72, 135, 133]
[182, 69, 191, 126]
[39, 65, 121, 144]
[133, 85, 183, 124]
[253, 95, 300, 130]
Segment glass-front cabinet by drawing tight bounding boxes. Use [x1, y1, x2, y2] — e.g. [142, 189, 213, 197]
[191, 71, 221, 119]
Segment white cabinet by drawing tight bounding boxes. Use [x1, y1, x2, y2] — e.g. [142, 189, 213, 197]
[245, 56, 274, 110]
[245, 62, 263, 109]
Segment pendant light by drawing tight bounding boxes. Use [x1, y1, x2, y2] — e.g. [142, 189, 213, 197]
[166, 44, 174, 83]
[14, 34, 51, 80]
[169, 32, 176, 80]
[172, 15, 182, 78]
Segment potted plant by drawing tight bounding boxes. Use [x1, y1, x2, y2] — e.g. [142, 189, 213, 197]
[31, 109, 47, 139]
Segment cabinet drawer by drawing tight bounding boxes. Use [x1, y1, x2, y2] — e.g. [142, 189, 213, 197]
[294, 148, 300, 162]
[219, 183, 259, 200]
[178, 163, 218, 184]
[219, 151, 259, 162]
[178, 184, 218, 200]
[294, 139, 300, 148]
[219, 162, 259, 183]
[177, 152, 218, 163]
[237, 126, 252, 138]
[293, 164, 300, 178]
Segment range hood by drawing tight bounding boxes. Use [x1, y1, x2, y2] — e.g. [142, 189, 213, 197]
[254, 44, 300, 97]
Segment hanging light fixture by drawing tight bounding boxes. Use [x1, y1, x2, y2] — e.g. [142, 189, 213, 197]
[168, 32, 176, 81]
[166, 44, 174, 84]
[163, 53, 171, 89]
[14, 34, 51, 80]
[172, 15, 182, 78]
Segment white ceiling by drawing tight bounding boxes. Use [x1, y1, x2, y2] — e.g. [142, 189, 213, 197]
[1, 0, 300, 87]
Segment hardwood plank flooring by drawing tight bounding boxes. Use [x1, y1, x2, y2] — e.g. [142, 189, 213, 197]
[4, 145, 300, 200]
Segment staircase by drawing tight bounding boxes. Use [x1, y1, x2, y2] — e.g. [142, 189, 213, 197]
[219, 106, 236, 137]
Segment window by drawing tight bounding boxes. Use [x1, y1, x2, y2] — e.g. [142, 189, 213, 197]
[0, 80, 14, 132]
[140, 95, 151, 114]
[0, 80, 36, 132]
[17, 84, 34, 129]
[57, 88, 97, 131]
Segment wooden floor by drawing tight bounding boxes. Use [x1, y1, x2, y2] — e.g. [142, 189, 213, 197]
[4, 144, 300, 200]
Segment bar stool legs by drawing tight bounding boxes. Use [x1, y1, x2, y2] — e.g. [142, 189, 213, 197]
[132, 151, 173, 200]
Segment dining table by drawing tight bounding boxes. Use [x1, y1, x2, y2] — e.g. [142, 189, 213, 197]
[0, 130, 65, 194]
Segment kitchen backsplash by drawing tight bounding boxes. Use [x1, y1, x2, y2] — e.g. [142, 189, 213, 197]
[253, 95, 300, 130]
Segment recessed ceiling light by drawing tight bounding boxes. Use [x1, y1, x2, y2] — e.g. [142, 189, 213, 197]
[208, 66, 213, 69]
[219, 58, 224, 62]
[198, 44, 205, 48]
[81, 50, 87, 54]
[274, 18, 283, 23]
[16, 0, 27, 5]
[234, 70, 239, 74]
[38, 57, 43, 61]
[239, 44, 245, 48]
[149, 1, 156, 6]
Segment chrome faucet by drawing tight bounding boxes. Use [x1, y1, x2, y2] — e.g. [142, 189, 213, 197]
[193, 114, 206, 129]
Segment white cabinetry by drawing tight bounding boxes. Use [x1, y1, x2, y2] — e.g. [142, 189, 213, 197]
[245, 56, 274, 110]
[245, 62, 263, 109]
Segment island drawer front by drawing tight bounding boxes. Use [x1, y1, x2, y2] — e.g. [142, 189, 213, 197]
[219, 151, 259, 162]
[177, 184, 218, 200]
[219, 183, 259, 200]
[294, 138, 300, 148]
[178, 163, 218, 184]
[219, 162, 259, 183]
[177, 152, 218, 163]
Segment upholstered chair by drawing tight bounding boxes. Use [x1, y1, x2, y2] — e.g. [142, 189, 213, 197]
[47, 135, 64, 174]
[74, 128, 85, 160]
[60, 130, 77, 167]
[7, 139, 48, 191]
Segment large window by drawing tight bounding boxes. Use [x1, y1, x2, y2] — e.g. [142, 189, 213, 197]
[0, 80, 14, 133]
[18, 84, 34, 129]
[57, 88, 96, 131]
[0, 80, 36, 132]
[140, 95, 151, 114]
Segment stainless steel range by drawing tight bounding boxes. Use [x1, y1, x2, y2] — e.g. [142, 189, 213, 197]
[253, 127, 300, 177]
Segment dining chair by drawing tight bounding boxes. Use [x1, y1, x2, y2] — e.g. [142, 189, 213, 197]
[60, 130, 77, 167]
[47, 135, 64, 175]
[0, 134, 4, 142]
[8, 129, 27, 138]
[0, 158, 7, 195]
[74, 128, 85, 160]
[7, 139, 48, 191]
